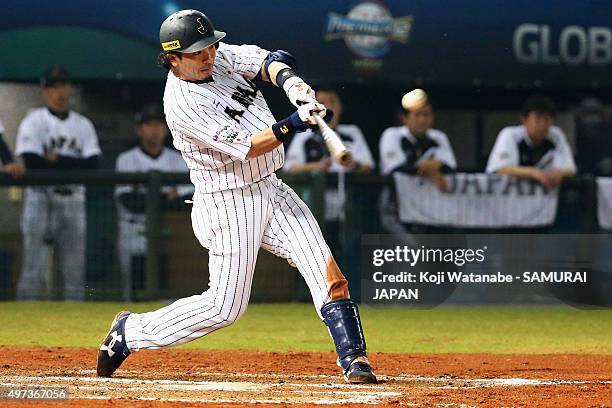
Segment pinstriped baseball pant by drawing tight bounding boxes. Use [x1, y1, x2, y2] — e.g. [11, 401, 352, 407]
[124, 173, 348, 351]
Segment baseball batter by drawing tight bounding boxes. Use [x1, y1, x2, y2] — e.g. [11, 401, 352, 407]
[115, 104, 191, 301]
[15, 66, 101, 300]
[97, 9, 377, 384]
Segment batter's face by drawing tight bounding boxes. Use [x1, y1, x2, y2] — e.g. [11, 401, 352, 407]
[522, 111, 552, 144]
[169, 45, 217, 81]
[42, 82, 73, 113]
[315, 90, 342, 128]
[137, 119, 168, 150]
[403, 104, 433, 137]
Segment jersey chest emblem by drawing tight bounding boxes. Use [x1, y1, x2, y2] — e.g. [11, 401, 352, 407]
[224, 79, 258, 122]
[46, 135, 82, 155]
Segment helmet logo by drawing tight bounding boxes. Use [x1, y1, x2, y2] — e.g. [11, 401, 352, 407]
[162, 40, 181, 51]
[196, 18, 207, 35]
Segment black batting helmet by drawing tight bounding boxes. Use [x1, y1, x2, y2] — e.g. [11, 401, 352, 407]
[159, 9, 226, 53]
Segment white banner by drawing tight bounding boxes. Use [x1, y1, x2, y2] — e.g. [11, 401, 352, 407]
[597, 177, 612, 230]
[394, 173, 559, 227]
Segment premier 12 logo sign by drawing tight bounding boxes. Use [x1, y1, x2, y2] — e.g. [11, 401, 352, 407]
[324, 1, 413, 69]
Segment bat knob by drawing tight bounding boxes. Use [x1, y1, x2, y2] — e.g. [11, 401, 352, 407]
[338, 151, 353, 167]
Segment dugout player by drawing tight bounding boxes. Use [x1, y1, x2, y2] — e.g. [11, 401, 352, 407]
[378, 90, 456, 233]
[0, 120, 25, 178]
[284, 87, 374, 248]
[115, 104, 191, 301]
[15, 66, 101, 300]
[486, 95, 576, 189]
[97, 9, 377, 384]
[284, 87, 374, 175]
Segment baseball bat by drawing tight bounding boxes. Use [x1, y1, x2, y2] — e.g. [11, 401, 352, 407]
[312, 113, 353, 167]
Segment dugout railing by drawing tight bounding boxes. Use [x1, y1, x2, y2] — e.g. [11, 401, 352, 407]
[0, 171, 601, 301]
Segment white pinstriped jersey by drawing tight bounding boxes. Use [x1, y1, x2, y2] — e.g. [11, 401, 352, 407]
[164, 42, 283, 194]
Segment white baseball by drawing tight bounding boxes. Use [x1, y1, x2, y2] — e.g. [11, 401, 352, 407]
[401, 89, 427, 110]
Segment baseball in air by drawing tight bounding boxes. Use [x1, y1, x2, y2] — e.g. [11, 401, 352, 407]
[401, 89, 428, 110]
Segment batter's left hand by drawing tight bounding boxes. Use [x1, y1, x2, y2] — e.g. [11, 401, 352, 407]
[297, 102, 327, 125]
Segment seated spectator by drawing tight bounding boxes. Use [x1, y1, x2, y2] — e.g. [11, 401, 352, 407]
[115, 104, 192, 300]
[0, 119, 25, 178]
[486, 95, 576, 189]
[15, 66, 101, 300]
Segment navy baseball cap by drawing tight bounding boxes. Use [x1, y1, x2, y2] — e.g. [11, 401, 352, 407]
[40, 66, 71, 87]
[135, 104, 165, 124]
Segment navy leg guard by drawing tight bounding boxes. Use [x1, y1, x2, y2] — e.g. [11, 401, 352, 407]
[321, 299, 367, 371]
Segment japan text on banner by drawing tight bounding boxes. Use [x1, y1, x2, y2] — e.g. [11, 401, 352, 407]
[597, 177, 612, 230]
[394, 173, 559, 227]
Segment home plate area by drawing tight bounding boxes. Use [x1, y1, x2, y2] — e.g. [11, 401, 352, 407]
[1, 371, 608, 407]
[1, 349, 610, 407]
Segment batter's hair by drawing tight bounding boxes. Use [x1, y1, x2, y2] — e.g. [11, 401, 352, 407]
[157, 52, 180, 71]
[157, 43, 220, 71]
[521, 95, 556, 117]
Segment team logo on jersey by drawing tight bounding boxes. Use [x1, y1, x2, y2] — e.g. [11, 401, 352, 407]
[224, 80, 258, 122]
[47, 136, 82, 155]
[162, 40, 181, 51]
[196, 18, 207, 35]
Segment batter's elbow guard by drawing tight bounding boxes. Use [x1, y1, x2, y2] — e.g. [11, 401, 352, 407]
[321, 299, 368, 371]
[264, 50, 298, 79]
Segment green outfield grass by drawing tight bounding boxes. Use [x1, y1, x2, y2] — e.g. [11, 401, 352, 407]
[0, 302, 610, 354]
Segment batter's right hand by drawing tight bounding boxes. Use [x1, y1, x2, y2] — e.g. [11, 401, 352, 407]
[283, 77, 316, 108]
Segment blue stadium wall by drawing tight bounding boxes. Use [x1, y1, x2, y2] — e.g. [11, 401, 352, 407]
[2, 0, 612, 87]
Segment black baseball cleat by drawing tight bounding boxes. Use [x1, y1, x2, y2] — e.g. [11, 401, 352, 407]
[343, 356, 378, 384]
[96, 311, 131, 377]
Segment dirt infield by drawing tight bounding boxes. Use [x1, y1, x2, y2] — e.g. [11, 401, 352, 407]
[1, 347, 610, 407]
